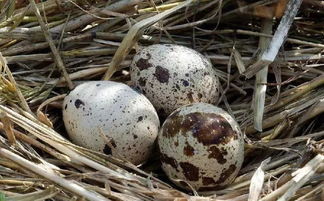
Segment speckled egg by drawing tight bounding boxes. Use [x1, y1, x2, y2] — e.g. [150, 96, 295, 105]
[63, 81, 160, 165]
[130, 44, 220, 117]
[158, 103, 244, 191]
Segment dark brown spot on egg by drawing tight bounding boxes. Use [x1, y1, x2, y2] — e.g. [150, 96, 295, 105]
[182, 79, 189, 87]
[96, 84, 101, 87]
[179, 162, 199, 181]
[160, 153, 178, 169]
[103, 145, 112, 155]
[74, 99, 85, 109]
[161, 110, 181, 138]
[138, 77, 146, 86]
[161, 111, 238, 146]
[187, 92, 194, 103]
[110, 139, 117, 148]
[133, 135, 138, 139]
[198, 93, 203, 100]
[137, 116, 143, 122]
[181, 113, 196, 129]
[136, 58, 152, 70]
[183, 142, 195, 156]
[216, 164, 237, 184]
[64, 104, 67, 110]
[207, 146, 227, 164]
[154, 66, 170, 83]
[187, 113, 236, 145]
[202, 177, 217, 185]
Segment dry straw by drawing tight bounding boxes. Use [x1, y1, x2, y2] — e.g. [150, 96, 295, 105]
[0, 0, 323, 200]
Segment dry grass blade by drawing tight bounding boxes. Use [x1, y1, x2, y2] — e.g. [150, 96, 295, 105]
[50, 0, 141, 33]
[260, 154, 324, 201]
[0, 52, 32, 114]
[295, 182, 324, 201]
[0, 148, 110, 201]
[244, 0, 303, 78]
[248, 158, 270, 201]
[277, 154, 324, 201]
[266, 75, 324, 112]
[102, 0, 194, 80]
[6, 186, 58, 201]
[252, 19, 272, 132]
[0, 111, 16, 145]
[36, 94, 66, 128]
[27, 0, 74, 89]
[232, 48, 246, 75]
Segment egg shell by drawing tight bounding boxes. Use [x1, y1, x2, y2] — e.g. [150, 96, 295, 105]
[63, 81, 160, 165]
[130, 44, 220, 117]
[158, 103, 244, 191]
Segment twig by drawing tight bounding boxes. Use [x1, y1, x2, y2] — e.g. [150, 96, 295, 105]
[244, 0, 303, 78]
[288, 97, 324, 137]
[102, 0, 194, 80]
[295, 182, 324, 201]
[0, 112, 16, 145]
[197, 29, 324, 48]
[36, 94, 66, 127]
[164, 0, 222, 30]
[232, 48, 246, 74]
[0, 121, 69, 161]
[50, 0, 142, 33]
[261, 154, 324, 201]
[246, 92, 321, 134]
[266, 75, 324, 112]
[0, 53, 33, 114]
[0, 148, 111, 201]
[28, 0, 74, 89]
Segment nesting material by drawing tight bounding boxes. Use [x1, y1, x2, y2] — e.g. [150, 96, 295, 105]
[0, 0, 323, 200]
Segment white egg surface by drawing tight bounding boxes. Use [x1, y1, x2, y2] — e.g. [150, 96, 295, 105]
[63, 81, 160, 165]
[130, 44, 220, 117]
[158, 103, 244, 191]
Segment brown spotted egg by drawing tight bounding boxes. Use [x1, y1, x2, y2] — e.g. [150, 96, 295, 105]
[130, 44, 220, 117]
[158, 103, 244, 191]
[63, 81, 160, 165]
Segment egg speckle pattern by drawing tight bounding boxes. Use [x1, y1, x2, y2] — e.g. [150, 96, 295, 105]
[158, 103, 244, 191]
[130, 44, 220, 117]
[63, 81, 160, 165]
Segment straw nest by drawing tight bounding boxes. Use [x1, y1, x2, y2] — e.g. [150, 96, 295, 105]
[0, 0, 323, 200]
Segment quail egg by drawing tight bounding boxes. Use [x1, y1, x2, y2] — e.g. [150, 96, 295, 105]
[130, 44, 220, 117]
[158, 103, 244, 191]
[63, 81, 160, 165]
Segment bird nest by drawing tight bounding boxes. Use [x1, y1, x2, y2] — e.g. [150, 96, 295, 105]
[0, 0, 323, 200]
